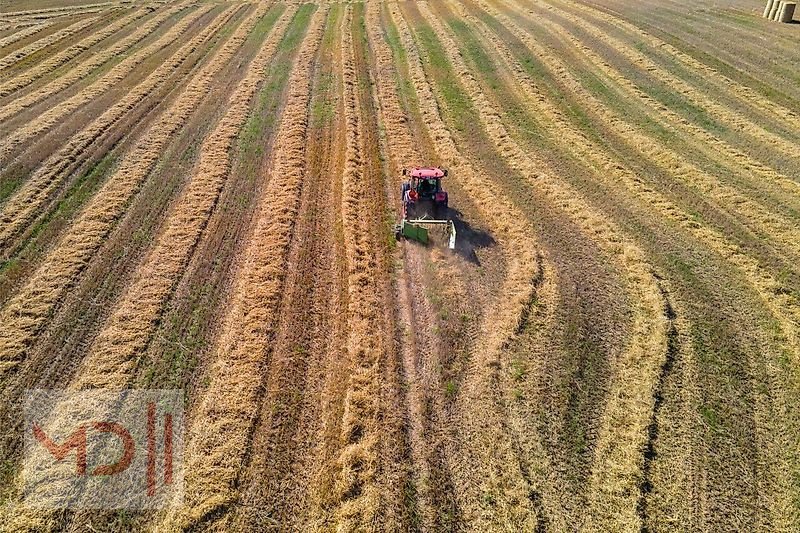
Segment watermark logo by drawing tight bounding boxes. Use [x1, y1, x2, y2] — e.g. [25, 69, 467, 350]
[23, 389, 183, 509]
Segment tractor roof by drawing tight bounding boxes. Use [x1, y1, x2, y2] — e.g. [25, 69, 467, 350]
[410, 167, 445, 179]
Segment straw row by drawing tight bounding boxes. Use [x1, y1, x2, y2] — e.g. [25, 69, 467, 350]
[0, 3, 266, 380]
[0, 4, 233, 253]
[419, 2, 669, 529]
[161, 6, 327, 529]
[0, 15, 101, 71]
[0, 7, 147, 97]
[0, 2, 205, 160]
[0, 3, 188, 123]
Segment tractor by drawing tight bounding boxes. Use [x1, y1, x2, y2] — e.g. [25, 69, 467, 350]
[396, 166, 456, 249]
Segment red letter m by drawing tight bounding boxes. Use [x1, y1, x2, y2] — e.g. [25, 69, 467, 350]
[32, 423, 87, 476]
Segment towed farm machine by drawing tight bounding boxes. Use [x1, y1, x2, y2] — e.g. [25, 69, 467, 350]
[395, 166, 456, 249]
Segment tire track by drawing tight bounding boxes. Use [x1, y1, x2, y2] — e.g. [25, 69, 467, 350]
[0, 4, 232, 258]
[0, 3, 188, 123]
[157, 7, 326, 528]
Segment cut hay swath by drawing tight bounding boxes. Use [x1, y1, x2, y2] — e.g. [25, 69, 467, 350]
[0, 2, 206, 160]
[0, 7, 146, 97]
[0, 4, 237, 253]
[330, 6, 384, 527]
[159, 6, 326, 529]
[0, 3, 189, 122]
[413, 2, 669, 529]
[0, 21, 54, 49]
[0, 2, 272, 383]
[496, 4, 800, 262]
[72, 2, 291, 391]
[0, 14, 101, 71]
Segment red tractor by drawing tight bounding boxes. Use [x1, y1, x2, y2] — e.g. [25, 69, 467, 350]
[396, 166, 456, 248]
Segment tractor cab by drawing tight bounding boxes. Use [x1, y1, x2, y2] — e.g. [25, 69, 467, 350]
[401, 167, 448, 219]
[397, 166, 455, 249]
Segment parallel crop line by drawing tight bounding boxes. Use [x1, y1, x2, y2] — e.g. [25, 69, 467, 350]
[393, 3, 545, 529]
[555, 0, 800, 136]
[0, 7, 147, 97]
[421, 2, 668, 529]
[528, 1, 800, 210]
[0, 2, 202, 161]
[514, 7, 800, 262]
[159, 7, 326, 529]
[536, 0, 800, 166]
[0, 15, 100, 71]
[0, 2, 264, 381]
[0, 3, 187, 123]
[0, 21, 54, 49]
[72, 2, 289, 391]
[0, 4, 233, 254]
[0, 2, 120, 20]
[485, 2, 800, 526]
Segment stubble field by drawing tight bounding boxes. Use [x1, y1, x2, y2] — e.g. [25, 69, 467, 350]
[1, 0, 800, 530]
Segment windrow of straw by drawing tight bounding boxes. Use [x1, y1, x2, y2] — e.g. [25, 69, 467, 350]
[72, 2, 291, 391]
[391, 4, 545, 528]
[159, 6, 326, 529]
[556, 0, 800, 134]
[0, 4, 235, 253]
[0, 15, 101, 71]
[0, 3, 189, 122]
[0, 2, 268, 382]
[539, 0, 800, 166]
[483, 2, 800, 526]
[0, 2, 206, 160]
[0, 2, 118, 20]
[417, 2, 668, 529]
[0, 21, 54, 49]
[0, 7, 147, 97]
[330, 6, 385, 528]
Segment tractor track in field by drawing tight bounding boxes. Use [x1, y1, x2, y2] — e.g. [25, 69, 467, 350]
[158, 8, 326, 529]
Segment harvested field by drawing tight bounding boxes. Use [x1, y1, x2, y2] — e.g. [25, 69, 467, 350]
[1, 0, 800, 531]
